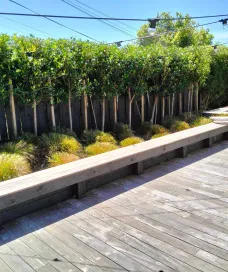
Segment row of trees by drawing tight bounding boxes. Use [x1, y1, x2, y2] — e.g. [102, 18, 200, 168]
[0, 34, 228, 137]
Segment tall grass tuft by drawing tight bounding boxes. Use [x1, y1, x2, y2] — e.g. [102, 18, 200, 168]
[48, 152, 79, 167]
[85, 142, 119, 156]
[120, 137, 144, 147]
[0, 153, 31, 181]
[39, 133, 82, 155]
[171, 121, 190, 132]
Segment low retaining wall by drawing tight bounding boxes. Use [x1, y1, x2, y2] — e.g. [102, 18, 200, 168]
[0, 123, 228, 224]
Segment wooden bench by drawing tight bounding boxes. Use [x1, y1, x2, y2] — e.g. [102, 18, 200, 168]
[0, 123, 227, 224]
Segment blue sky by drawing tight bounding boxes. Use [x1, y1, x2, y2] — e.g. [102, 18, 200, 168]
[1, 0, 228, 44]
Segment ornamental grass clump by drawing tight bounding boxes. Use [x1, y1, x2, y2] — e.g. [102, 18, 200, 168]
[137, 122, 153, 140]
[85, 142, 119, 156]
[114, 123, 134, 140]
[0, 153, 31, 181]
[96, 132, 117, 144]
[190, 116, 212, 127]
[171, 121, 190, 132]
[40, 133, 82, 155]
[151, 125, 168, 135]
[152, 132, 170, 139]
[48, 152, 79, 167]
[120, 137, 144, 147]
[0, 140, 35, 162]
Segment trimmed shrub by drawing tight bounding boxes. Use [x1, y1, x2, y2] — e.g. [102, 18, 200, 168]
[20, 132, 38, 145]
[96, 132, 116, 144]
[151, 125, 168, 135]
[48, 152, 79, 167]
[82, 130, 101, 145]
[152, 132, 170, 139]
[0, 140, 35, 161]
[40, 133, 81, 155]
[82, 130, 116, 145]
[0, 153, 31, 181]
[85, 142, 119, 156]
[114, 123, 134, 140]
[163, 117, 179, 129]
[171, 121, 190, 132]
[120, 137, 144, 147]
[137, 122, 153, 140]
[190, 116, 212, 127]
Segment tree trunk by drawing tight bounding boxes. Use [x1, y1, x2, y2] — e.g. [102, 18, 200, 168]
[9, 78, 17, 138]
[68, 88, 73, 131]
[161, 96, 165, 124]
[48, 77, 56, 131]
[179, 92, 182, 115]
[155, 102, 158, 124]
[113, 96, 118, 124]
[141, 94, 145, 123]
[128, 88, 135, 129]
[90, 96, 98, 130]
[194, 82, 199, 112]
[171, 93, 175, 117]
[167, 96, 171, 117]
[101, 96, 105, 131]
[83, 80, 88, 131]
[187, 88, 191, 112]
[33, 98, 37, 136]
[150, 95, 158, 124]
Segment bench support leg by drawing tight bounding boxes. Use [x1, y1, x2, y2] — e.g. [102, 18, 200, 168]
[132, 162, 144, 175]
[204, 137, 213, 148]
[224, 132, 228, 140]
[179, 146, 188, 158]
[76, 181, 87, 199]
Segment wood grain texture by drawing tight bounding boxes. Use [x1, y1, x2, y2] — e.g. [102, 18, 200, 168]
[1, 141, 228, 271]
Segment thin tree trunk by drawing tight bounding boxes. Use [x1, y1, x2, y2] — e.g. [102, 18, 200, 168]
[48, 77, 56, 131]
[155, 102, 158, 124]
[141, 94, 145, 123]
[161, 96, 165, 124]
[171, 93, 175, 117]
[194, 82, 199, 112]
[90, 96, 98, 130]
[179, 92, 182, 115]
[136, 101, 141, 119]
[113, 96, 117, 124]
[167, 96, 171, 117]
[33, 98, 37, 136]
[83, 80, 88, 131]
[101, 96, 105, 131]
[187, 88, 191, 112]
[128, 88, 135, 129]
[9, 78, 17, 138]
[150, 94, 158, 124]
[68, 88, 73, 131]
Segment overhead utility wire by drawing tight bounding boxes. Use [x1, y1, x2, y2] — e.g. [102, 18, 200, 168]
[61, 0, 135, 38]
[73, 0, 137, 31]
[9, 0, 97, 41]
[2, 11, 228, 21]
[0, 15, 56, 38]
[108, 20, 224, 45]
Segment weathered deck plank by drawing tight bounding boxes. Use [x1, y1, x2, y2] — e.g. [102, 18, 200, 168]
[1, 141, 228, 272]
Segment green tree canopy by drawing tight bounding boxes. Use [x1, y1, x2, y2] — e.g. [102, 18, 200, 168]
[137, 12, 214, 47]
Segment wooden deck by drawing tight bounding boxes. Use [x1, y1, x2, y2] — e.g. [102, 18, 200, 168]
[1, 141, 228, 272]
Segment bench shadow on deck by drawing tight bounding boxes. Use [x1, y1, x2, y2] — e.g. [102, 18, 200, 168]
[0, 141, 228, 272]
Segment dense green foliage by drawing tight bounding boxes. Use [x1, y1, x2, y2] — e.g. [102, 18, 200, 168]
[137, 12, 213, 47]
[1, 34, 227, 109]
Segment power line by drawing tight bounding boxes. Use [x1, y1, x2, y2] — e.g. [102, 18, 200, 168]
[73, 0, 137, 32]
[0, 15, 56, 38]
[108, 20, 222, 45]
[2, 11, 228, 21]
[9, 0, 98, 41]
[61, 0, 135, 38]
